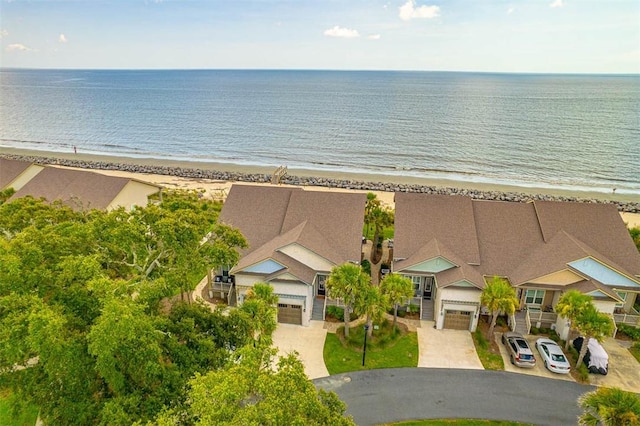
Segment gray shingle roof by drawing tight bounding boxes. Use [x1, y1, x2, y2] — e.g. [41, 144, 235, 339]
[393, 194, 640, 290]
[0, 159, 33, 189]
[220, 185, 366, 280]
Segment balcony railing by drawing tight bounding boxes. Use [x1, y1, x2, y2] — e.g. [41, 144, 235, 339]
[613, 313, 640, 327]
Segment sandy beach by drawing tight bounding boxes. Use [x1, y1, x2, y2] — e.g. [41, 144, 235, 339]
[2, 147, 639, 226]
[3, 146, 639, 204]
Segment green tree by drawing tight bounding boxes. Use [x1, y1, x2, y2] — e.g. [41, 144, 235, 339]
[152, 345, 356, 426]
[380, 273, 414, 330]
[355, 285, 389, 337]
[578, 387, 640, 426]
[240, 282, 278, 345]
[364, 192, 380, 238]
[480, 276, 519, 339]
[629, 227, 640, 253]
[573, 304, 615, 368]
[369, 204, 394, 264]
[326, 263, 371, 338]
[555, 290, 593, 350]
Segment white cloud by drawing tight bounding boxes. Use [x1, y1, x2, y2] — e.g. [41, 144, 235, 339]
[6, 43, 36, 52]
[399, 0, 440, 21]
[323, 26, 360, 38]
[368, 34, 381, 40]
[550, 0, 563, 8]
[0, 29, 8, 39]
[59, 33, 67, 43]
[507, 7, 515, 15]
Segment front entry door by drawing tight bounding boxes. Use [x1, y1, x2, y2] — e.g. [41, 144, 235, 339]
[423, 277, 433, 300]
[317, 275, 326, 296]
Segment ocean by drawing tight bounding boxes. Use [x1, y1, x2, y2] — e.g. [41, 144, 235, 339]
[1, 69, 639, 195]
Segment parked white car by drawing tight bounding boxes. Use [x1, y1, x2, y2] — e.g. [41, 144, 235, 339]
[535, 338, 571, 374]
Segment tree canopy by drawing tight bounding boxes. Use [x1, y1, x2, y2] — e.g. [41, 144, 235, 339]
[380, 273, 414, 330]
[152, 345, 356, 426]
[555, 290, 594, 350]
[578, 387, 640, 426]
[0, 191, 257, 425]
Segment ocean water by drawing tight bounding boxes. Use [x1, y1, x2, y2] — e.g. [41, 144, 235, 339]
[1, 69, 639, 195]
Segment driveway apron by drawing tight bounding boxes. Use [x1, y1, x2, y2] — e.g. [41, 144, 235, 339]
[272, 320, 330, 379]
[589, 337, 640, 393]
[496, 332, 575, 382]
[417, 321, 483, 369]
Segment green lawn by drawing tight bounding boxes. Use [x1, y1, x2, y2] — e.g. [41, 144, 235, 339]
[324, 321, 418, 375]
[0, 392, 38, 426]
[471, 329, 504, 370]
[629, 344, 640, 363]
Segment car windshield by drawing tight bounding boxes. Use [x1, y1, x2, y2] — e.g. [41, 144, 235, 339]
[551, 354, 566, 362]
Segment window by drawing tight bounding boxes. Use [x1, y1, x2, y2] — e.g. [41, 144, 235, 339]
[525, 289, 544, 305]
[615, 291, 627, 308]
[410, 276, 422, 297]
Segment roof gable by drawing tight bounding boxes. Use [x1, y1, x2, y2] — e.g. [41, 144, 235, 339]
[527, 269, 585, 286]
[569, 257, 640, 289]
[278, 242, 334, 272]
[534, 200, 640, 276]
[393, 193, 480, 265]
[8, 166, 151, 210]
[242, 259, 286, 274]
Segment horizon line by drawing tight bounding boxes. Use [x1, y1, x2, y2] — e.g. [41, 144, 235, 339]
[1, 67, 638, 77]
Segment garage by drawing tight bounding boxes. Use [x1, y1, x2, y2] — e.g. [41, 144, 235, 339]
[443, 310, 472, 330]
[277, 303, 302, 325]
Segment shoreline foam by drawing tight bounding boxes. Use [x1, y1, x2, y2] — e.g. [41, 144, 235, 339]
[1, 147, 639, 213]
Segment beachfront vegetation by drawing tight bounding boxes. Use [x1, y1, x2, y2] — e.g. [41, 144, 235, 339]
[630, 227, 640, 253]
[363, 192, 394, 262]
[0, 191, 349, 425]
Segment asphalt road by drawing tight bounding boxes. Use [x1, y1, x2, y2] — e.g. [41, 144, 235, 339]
[314, 368, 595, 426]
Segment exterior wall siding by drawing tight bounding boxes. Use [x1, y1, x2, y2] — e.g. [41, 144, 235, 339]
[108, 181, 159, 210]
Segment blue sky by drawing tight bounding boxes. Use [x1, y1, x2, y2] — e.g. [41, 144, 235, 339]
[1, 0, 639, 73]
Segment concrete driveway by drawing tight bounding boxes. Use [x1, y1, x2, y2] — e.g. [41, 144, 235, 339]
[588, 337, 640, 393]
[496, 332, 575, 382]
[272, 320, 330, 379]
[417, 321, 483, 369]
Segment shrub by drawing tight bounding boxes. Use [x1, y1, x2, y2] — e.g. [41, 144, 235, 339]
[326, 306, 344, 321]
[549, 329, 560, 342]
[407, 303, 420, 314]
[474, 329, 489, 350]
[576, 363, 590, 382]
[618, 324, 640, 341]
[496, 316, 507, 327]
[530, 326, 539, 335]
[361, 259, 371, 277]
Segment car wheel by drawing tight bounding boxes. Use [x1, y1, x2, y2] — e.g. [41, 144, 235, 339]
[510, 355, 514, 365]
[501, 335, 506, 344]
[544, 360, 548, 370]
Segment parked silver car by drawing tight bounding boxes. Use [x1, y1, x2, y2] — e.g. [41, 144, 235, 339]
[502, 332, 536, 368]
[535, 338, 571, 374]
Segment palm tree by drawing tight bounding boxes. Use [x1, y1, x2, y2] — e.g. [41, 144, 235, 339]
[355, 285, 389, 337]
[326, 263, 370, 338]
[241, 282, 278, 345]
[480, 276, 519, 339]
[578, 387, 640, 426]
[364, 192, 380, 239]
[369, 206, 393, 264]
[380, 273, 414, 330]
[555, 289, 593, 350]
[574, 304, 615, 368]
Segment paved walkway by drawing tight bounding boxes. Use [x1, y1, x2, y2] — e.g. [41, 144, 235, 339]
[591, 337, 640, 393]
[272, 321, 330, 379]
[417, 321, 483, 369]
